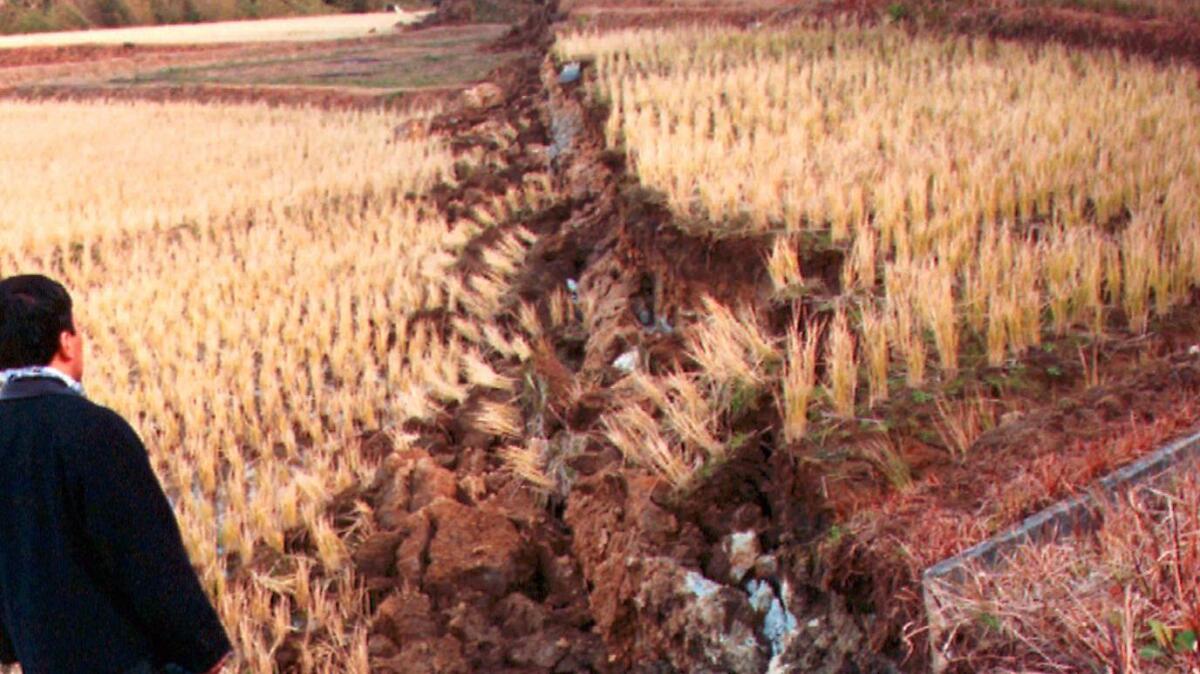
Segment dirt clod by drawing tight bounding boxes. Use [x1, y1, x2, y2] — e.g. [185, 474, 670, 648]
[460, 82, 504, 110]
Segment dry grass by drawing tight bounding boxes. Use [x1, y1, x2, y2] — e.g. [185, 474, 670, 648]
[779, 320, 821, 445]
[928, 471, 1200, 673]
[827, 305, 857, 418]
[933, 394, 998, 460]
[559, 20, 1200, 438]
[684, 295, 777, 396]
[0, 100, 442, 249]
[0, 97, 518, 672]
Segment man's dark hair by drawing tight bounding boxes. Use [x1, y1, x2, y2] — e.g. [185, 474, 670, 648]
[0, 275, 75, 370]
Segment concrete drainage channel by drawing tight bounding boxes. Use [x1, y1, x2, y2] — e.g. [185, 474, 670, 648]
[922, 427, 1200, 671]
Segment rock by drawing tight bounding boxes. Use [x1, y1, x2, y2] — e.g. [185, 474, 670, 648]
[377, 636, 469, 674]
[636, 497, 679, 543]
[353, 529, 403, 580]
[722, 531, 761, 584]
[372, 590, 439, 644]
[612, 349, 639, 374]
[768, 594, 880, 674]
[459, 474, 488, 505]
[374, 448, 445, 528]
[565, 450, 607, 477]
[393, 510, 432, 585]
[550, 633, 608, 673]
[367, 633, 400, 659]
[445, 599, 502, 652]
[374, 466, 414, 530]
[535, 543, 589, 611]
[497, 592, 548, 637]
[410, 456, 458, 510]
[509, 628, 571, 669]
[754, 554, 779, 579]
[548, 105, 582, 165]
[637, 559, 768, 674]
[424, 498, 531, 598]
[461, 82, 504, 111]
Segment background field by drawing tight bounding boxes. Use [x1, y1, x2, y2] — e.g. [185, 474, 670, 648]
[0, 22, 519, 108]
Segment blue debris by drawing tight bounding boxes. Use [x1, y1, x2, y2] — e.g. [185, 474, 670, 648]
[559, 61, 582, 84]
[763, 596, 798, 657]
[746, 580, 774, 614]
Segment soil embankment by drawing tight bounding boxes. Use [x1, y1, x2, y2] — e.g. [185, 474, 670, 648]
[348, 3, 895, 672]
[347, 2, 1200, 672]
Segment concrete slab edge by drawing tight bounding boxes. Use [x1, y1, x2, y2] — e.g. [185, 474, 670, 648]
[921, 426, 1200, 671]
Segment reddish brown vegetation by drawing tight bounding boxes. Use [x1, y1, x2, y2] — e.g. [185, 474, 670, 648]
[952, 3, 1200, 67]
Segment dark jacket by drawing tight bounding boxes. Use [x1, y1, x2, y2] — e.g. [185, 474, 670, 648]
[0, 376, 231, 674]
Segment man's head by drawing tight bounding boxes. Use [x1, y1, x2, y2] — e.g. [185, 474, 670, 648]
[0, 275, 83, 382]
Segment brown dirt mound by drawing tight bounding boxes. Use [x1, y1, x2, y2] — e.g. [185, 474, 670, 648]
[423, 0, 540, 25]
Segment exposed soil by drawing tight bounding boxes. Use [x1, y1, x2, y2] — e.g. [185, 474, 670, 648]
[348, 3, 896, 672]
[422, 0, 541, 26]
[949, 2, 1200, 67]
[560, 0, 808, 31]
[0, 24, 519, 108]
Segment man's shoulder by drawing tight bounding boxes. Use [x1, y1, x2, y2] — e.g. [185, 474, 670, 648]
[75, 400, 138, 436]
[29, 393, 123, 420]
[26, 395, 140, 443]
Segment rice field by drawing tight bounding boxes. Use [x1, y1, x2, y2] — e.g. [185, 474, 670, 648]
[0, 99, 468, 672]
[558, 22, 1200, 486]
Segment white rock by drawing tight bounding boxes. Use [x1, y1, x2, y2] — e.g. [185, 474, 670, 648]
[684, 570, 721, 599]
[723, 531, 761, 584]
[612, 349, 638, 374]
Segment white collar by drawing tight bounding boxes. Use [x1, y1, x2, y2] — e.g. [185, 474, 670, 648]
[0, 366, 86, 397]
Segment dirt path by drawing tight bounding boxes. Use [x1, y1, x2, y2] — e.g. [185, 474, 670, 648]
[0, 12, 423, 48]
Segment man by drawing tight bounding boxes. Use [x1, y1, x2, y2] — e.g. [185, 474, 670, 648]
[0, 275, 231, 674]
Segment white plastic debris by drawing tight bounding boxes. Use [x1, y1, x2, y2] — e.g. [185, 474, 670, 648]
[746, 579, 774, 613]
[612, 349, 638, 374]
[558, 61, 582, 84]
